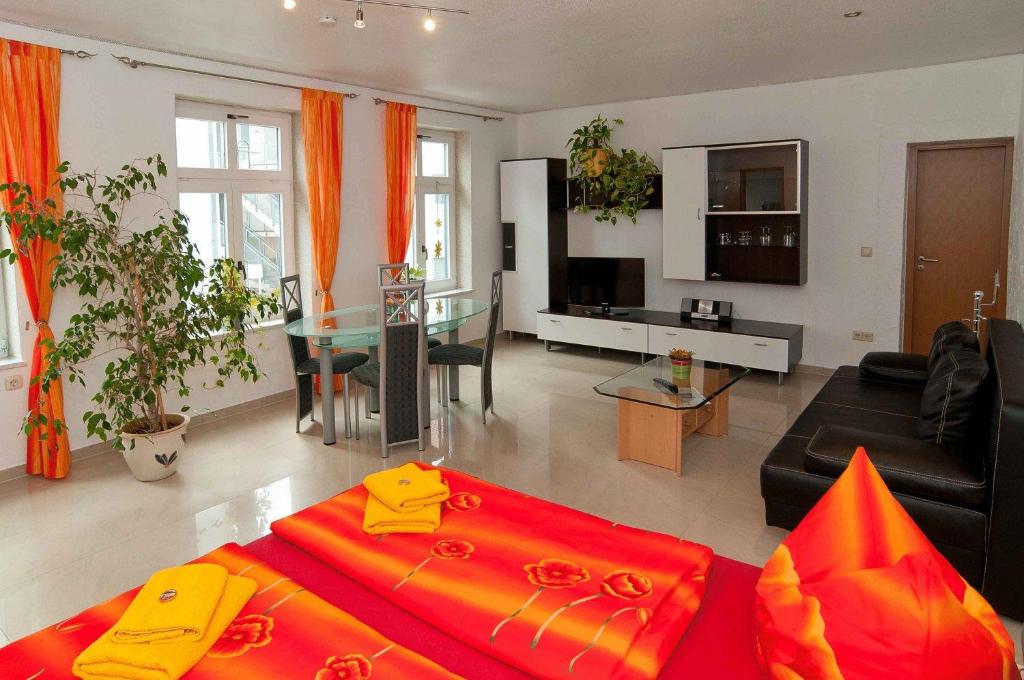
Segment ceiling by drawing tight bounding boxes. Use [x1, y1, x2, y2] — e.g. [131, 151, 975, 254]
[1, 0, 1022, 113]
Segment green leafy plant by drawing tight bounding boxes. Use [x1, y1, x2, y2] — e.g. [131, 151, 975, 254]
[408, 265, 428, 280]
[0, 156, 281, 450]
[566, 115, 659, 225]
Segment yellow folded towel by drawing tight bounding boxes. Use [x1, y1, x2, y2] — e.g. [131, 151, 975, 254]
[363, 491, 441, 535]
[73, 573, 257, 680]
[112, 564, 229, 644]
[363, 463, 449, 513]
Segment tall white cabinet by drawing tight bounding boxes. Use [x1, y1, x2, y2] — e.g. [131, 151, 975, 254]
[661, 147, 708, 280]
[499, 159, 568, 334]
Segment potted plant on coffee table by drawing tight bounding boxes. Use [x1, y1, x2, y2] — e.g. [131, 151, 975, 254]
[668, 348, 695, 387]
[1, 156, 280, 481]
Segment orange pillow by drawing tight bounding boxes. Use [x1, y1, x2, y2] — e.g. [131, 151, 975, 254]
[755, 447, 1017, 680]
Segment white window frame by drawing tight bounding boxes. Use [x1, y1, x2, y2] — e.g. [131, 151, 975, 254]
[412, 129, 456, 293]
[0, 256, 10, 361]
[175, 101, 294, 301]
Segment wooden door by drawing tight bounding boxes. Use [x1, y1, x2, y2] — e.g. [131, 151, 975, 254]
[903, 138, 1013, 354]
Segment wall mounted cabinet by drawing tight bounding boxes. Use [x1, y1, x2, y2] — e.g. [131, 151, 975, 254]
[662, 140, 808, 285]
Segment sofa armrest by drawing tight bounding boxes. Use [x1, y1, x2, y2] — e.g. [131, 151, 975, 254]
[804, 425, 985, 507]
[858, 351, 929, 386]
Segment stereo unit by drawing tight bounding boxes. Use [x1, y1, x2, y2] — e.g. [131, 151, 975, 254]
[680, 298, 733, 322]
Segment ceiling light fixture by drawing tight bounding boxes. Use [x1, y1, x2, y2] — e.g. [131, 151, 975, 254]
[843, 10, 863, 17]
[423, 8, 436, 31]
[282, 0, 296, 9]
[354, 1, 366, 28]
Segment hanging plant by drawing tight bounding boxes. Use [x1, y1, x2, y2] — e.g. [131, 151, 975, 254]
[566, 115, 658, 225]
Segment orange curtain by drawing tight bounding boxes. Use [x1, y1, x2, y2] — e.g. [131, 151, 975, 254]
[301, 89, 343, 315]
[384, 102, 417, 263]
[0, 39, 70, 479]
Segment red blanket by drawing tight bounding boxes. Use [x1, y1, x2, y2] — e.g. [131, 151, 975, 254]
[0, 543, 458, 679]
[271, 465, 713, 679]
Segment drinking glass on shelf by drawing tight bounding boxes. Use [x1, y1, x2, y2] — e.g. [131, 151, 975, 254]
[737, 230, 752, 246]
[719, 232, 733, 245]
[760, 226, 772, 246]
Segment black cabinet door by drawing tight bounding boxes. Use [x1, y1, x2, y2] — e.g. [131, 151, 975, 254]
[502, 222, 516, 271]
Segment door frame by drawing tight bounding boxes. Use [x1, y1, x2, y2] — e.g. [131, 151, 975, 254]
[901, 137, 1014, 351]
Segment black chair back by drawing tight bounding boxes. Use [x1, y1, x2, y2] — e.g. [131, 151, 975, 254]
[378, 282, 426, 455]
[280, 275, 313, 425]
[481, 271, 502, 413]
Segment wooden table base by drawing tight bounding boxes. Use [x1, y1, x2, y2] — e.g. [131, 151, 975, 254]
[616, 368, 731, 476]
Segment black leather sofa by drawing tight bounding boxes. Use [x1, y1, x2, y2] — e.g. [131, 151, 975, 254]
[760, 318, 1024, 619]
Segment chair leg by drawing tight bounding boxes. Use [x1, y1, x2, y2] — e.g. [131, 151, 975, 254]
[342, 374, 352, 439]
[436, 365, 442, 405]
[441, 368, 449, 408]
[295, 386, 301, 433]
[309, 382, 316, 424]
[354, 385, 361, 440]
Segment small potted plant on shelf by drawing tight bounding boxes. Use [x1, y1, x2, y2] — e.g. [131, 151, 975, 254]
[0, 156, 280, 481]
[668, 348, 695, 387]
[566, 115, 659, 225]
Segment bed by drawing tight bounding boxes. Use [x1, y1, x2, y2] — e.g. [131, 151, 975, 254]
[245, 533, 764, 678]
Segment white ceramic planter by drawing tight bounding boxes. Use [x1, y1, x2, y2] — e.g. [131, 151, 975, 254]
[120, 413, 190, 482]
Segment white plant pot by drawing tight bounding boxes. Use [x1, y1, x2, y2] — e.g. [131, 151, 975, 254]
[120, 414, 190, 482]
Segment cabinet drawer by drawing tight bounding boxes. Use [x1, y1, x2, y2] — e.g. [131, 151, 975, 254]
[590, 320, 648, 353]
[648, 326, 790, 372]
[537, 313, 588, 345]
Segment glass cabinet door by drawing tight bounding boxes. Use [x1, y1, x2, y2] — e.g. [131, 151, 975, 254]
[707, 143, 799, 212]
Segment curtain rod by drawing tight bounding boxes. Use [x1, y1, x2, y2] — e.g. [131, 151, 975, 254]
[371, 96, 504, 122]
[111, 55, 359, 99]
[59, 49, 97, 59]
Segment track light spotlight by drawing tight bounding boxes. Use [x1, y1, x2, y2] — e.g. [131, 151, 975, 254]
[354, 1, 366, 27]
[282, 0, 296, 9]
[423, 9, 436, 31]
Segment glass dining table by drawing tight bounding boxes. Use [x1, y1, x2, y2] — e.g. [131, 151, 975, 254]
[284, 297, 489, 445]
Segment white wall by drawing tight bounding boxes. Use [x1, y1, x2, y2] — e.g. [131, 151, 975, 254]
[1008, 58, 1024, 322]
[517, 56, 1024, 368]
[0, 22, 516, 473]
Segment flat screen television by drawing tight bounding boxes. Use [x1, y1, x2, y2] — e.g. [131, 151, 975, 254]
[567, 257, 645, 309]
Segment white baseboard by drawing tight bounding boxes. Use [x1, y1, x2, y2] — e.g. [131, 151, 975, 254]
[0, 389, 294, 485]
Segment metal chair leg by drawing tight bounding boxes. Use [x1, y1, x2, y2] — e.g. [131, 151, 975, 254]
[436, 365, 442, 405]
[295, 388, 301, 433]
[354, 385, 361, 440]
[342, 374, 352, 439]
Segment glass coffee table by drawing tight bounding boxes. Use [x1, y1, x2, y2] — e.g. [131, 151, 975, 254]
[594, 357, 751, 476]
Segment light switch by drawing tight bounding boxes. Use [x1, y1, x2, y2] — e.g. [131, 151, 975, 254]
[860, 247, 873, 257]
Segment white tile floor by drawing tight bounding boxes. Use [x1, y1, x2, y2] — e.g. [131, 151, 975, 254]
[0, 336, 1020, 664]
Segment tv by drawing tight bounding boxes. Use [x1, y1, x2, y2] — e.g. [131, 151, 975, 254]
[567, 257, 645, 311]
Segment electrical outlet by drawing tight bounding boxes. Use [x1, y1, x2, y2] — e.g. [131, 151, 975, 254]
[852, 331, 874, 342]
[860, 247, 873, 257]
[4, 374, 23, 391]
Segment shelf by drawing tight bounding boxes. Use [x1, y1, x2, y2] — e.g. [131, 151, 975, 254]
[708, 211, 801, 216]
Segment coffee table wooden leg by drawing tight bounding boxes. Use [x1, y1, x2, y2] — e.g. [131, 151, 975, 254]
[697, 368, 731, 437]
[617, 399, 684, 476]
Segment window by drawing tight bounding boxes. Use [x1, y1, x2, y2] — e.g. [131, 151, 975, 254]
[407, 129, 456, 291]
[175, 101, 293, 295]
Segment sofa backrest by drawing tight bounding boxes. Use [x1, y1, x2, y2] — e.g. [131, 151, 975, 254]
[979, 318, 1024, 618]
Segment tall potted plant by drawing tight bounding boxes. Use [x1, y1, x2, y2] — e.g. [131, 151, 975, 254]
[0, 156, 280, 481]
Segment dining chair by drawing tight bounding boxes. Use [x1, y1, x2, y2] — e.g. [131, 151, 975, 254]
[351, 282, 427, 456]
[280, 276, 369, 437]
[428, 271, 502, 424]
[377, 262, 442, 350]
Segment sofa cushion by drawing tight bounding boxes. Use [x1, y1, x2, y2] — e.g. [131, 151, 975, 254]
[859, 352, 929, 386]
[761, 436, 988, 562]
[804, 425, 986, 507]
[813, 370, 923, 418]
[785, 399, 919, 441]
[928, 321, 979, 372]
[755, 449, 1015, 680]
[918, 348, 988, 444]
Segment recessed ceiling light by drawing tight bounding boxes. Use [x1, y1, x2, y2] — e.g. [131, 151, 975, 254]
[282, 0, 296, 9]
[843, 10, 863, 17]
[423, 9, 436, 31]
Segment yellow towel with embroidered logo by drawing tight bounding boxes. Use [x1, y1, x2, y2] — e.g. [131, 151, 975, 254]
[111, 564, 229, 644]
[72, 569, 256, 680]
[363, 463, 449, 513]
[362, 491, 441, 535]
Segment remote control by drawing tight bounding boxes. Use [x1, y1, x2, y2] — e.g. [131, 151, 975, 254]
[652, 378, 679, 394]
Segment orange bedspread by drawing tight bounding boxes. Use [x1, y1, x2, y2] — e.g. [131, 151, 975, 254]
[271, 465, 713, 680]
[0, 542, 458, 680]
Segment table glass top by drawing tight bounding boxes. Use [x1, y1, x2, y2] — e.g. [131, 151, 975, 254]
[284, 297, 489, 349]
[593, 356, 751, 410]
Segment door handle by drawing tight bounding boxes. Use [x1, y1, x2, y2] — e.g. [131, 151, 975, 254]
[917, 255, 940, 263]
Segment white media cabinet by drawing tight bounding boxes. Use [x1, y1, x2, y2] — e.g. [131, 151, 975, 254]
[537, 307, 803, 380]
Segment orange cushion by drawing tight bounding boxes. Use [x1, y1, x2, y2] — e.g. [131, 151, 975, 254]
[755, 447, 1017, 680]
